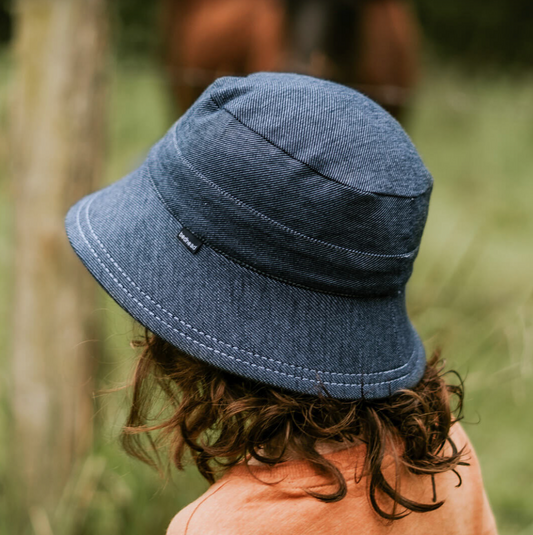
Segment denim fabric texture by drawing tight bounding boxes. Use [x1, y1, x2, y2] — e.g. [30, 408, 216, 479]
[65, 72, 433, 399]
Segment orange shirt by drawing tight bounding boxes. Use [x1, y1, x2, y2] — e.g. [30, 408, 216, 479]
[167, 424, 497, 535]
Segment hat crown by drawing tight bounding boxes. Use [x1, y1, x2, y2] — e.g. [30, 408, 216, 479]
[207, 72, 432, 197]
[149, 73, 432, 296]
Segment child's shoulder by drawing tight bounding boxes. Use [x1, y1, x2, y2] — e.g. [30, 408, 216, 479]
[166, 474, 262, 535]
[165, 461, 315, 535]
[165, 479, 230, 535]
[166, 425, 496, 535]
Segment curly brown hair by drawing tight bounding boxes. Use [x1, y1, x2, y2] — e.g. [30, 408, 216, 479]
[121, 328, 468, 520]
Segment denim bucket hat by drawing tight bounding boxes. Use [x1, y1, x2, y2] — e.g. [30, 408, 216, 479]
[65, 72, 433, 400]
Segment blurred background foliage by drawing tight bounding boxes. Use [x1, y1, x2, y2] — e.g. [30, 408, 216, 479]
[415, 0, 533, 71]
[1, 1, 532, 534]
[2, 0, 533, 66]
[107, 0, 533, 70]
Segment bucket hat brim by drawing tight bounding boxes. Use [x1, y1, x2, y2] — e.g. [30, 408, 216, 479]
[65, 158, 426, 400]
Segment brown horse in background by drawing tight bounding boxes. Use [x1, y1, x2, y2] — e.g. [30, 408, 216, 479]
[161, 0, 419, 121]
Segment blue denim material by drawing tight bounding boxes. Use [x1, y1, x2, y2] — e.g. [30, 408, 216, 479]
[65, 73, 432, 399]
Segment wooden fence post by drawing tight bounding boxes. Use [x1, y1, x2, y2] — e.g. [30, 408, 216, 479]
[10, 0, 108, 511]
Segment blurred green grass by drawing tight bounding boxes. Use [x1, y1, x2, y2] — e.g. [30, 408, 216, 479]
[408, 68, 533, 534]
[1, 57, 532, 534]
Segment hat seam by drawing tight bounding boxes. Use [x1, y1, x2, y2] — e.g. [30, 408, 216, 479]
[208, 95, 432, 199]
[76, 194, 416, 385]
[388, 298, 399, 397]
[168, 133, 419, 260]
[147, 161, 403, 299]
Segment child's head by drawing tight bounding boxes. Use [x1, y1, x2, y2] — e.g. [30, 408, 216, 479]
[65, 72, 465, 520]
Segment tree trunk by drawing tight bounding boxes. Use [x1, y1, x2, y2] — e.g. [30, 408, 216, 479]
[10, 0, 107, 511]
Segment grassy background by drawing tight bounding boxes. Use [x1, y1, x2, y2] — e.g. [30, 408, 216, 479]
[1, 56, 532, 534]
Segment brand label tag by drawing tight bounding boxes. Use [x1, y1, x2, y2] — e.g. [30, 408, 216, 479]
[177, 227, 203, 254]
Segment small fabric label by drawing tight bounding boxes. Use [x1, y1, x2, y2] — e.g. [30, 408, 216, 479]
[177, 227, 203, 254]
